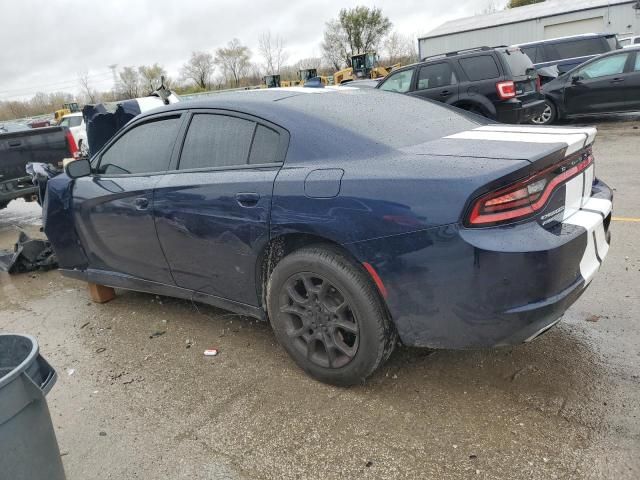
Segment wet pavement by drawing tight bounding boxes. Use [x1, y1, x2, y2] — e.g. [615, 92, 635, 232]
[1, 118, 639, 479]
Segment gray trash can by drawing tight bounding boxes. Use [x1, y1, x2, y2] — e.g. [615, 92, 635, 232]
[0, 334, 66, 480]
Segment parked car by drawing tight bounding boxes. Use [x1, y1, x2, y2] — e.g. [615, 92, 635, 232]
[377, 46, 545, 124]
[619, 35, 640, 48]
[532, 46, 640, 125]
[0, 125, 77, 210]
[59, 112, 88, 155]
[516, 33, 620, 75]
[43, 89, 611, 386]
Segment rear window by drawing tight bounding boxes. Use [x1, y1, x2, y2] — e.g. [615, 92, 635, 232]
[458, 55, 500, 81]
[498, 49, 535, 76]
[545, 38, 608, 61]
[60, 116, 82, 127]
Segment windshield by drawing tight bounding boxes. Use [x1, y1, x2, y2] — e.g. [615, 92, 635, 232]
[60, 116, 82, 127]
[498, 48, 535, 76]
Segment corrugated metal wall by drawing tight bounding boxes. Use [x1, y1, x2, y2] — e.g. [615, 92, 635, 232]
[419, 3, 640, 58]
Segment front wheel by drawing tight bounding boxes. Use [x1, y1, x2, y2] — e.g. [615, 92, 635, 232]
[530, 100, 557, 125]
[267, 246, 397, 386]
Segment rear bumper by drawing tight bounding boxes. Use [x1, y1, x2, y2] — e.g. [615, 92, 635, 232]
[0, 177, 37, 203]
[348, 179, 612, 349]
[495, 96, 546, 124]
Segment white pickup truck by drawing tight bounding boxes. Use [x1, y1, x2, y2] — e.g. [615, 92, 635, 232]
[58, 112, 88, 155]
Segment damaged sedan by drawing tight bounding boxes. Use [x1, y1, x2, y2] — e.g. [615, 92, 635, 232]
[41, 88, 612, 385]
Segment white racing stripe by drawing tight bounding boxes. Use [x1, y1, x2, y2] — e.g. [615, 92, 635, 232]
[564, 210, 608, 283]
[563, 174, 584, 221]
[582, 165, 595, 207]
[444, 130, 589, 155]
[476, 125, 597, 147]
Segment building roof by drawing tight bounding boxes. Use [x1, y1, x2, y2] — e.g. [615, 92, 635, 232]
[420, 0, 637, 40]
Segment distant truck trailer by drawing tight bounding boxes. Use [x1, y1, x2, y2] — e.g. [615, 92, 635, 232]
[418, 0, 640, 59]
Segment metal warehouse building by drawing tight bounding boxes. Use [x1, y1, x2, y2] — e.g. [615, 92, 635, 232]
[419, 0, 640, 58]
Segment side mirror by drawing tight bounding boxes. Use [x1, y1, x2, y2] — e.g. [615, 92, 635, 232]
[64, 158, 91, 179]
[571, 75, 582, 85]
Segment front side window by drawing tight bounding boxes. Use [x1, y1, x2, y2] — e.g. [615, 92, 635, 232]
[634, 53, 640, 72]
[577, 54, 629, 80]
[417, 63, 456, 90]
[459, 55, 500, 81]
[98, 116, 181, 175]
[379, 69, 414, 93]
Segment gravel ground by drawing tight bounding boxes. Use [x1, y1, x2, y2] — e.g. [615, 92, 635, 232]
[1, 117, 638, 479]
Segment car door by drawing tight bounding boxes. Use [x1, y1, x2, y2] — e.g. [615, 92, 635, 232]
[153, 110, 287, 306]
[378, 68, 416, 94]
[628, 51, 640, 111]
[564, 52, 632, 115]
[72, 112, 185, 284]
[408, 62, 459, 103]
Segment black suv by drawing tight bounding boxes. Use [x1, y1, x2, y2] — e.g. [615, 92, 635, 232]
[516, 33, 620, 75]
[376, 46, 545, 124]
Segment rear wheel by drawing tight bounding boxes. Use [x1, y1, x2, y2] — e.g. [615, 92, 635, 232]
[267, 246, 396, 386]
[531, 100, 556, 125]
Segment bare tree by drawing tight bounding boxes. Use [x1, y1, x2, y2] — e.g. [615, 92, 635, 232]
[383, 32, 418, 65]
[181, 51, 215, 90]
[138, 63, 167, 93]
[118, 66, 141, 99]
[322, 19, 350, 70]
[258, 31, 288, 74]
[214, 39, 251, 87]
[78, 70, 97, 103]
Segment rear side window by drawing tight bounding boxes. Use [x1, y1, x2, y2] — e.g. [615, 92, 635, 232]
[60, 116, 82, 127]
[417, 63, 457, 89]
[635, 37, 640, 45]
[634, 53, 640, 72]
[99, 116, 181, 175]
[546, 38, 607, 61]
[379, 69, 414, 93]
[249, 125, 280, 164]
[180, 114, 254, 169]
[459, 55, 500, 81]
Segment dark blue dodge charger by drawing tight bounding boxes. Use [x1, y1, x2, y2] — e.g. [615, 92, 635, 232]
[46, 87, 612, 385]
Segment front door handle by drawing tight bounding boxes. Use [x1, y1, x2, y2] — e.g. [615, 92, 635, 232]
[610, 77, 625, 84]
[8, 140, 22, 147]
[236, 192, 260, 207]
[440, 90, 452, 97]
[134, 197, 149, 210]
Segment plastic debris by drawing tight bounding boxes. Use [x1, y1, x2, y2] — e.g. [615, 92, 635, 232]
[204, 349, 218, 356]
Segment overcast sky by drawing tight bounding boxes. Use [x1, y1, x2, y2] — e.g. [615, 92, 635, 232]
[0, 0, 507, 100]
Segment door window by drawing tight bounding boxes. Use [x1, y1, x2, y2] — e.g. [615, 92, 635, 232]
[576, 54, 629, 80]
[179, 114, 255, 169]
[458, 55, 500, 81]
[635, 53, 640, 72]
[417, 63, 456, 90]
[379, 69, 414, 93]
[547, 38, 608, 61]
[98, 116, 181, 175]
[520, 46, 539, 63]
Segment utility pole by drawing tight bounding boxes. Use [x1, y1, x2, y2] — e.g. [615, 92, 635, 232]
[108, 64, 118, 98]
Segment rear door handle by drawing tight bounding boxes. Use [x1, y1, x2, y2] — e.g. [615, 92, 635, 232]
[236, 192, 260, 207]
[134, 197, 149, 210]
[440, 90, 452, 97]
[8, 140, 22, 147]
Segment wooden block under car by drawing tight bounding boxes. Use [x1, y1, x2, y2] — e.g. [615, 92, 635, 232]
[88, 282, 116, 303]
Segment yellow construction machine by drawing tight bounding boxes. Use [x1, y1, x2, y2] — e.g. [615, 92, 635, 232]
[54, 102, 80, 124]
[333, 53, 400, 85]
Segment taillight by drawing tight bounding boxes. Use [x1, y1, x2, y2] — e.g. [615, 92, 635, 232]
[496, 80, 516, 99]
[65, 129, 78, 158]
[535, 75, 541, 92]
[466, 150, 594, 227]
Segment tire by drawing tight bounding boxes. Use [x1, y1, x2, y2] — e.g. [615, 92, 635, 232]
[267, 245, 397, 386]
[530, 100, 557, 125]
[0, 201, 8, 210]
